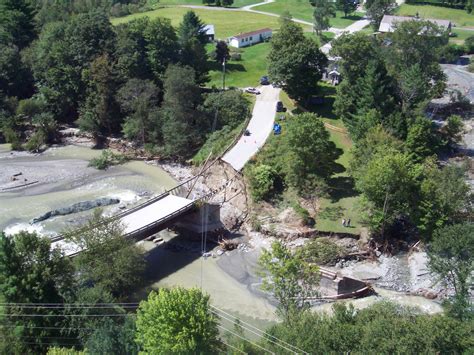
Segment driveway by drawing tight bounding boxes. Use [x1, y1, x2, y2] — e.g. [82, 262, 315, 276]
[441, 64, 474, 103]
[222, 86, 281, 171]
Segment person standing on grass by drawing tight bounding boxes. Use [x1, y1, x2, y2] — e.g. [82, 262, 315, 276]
[347, 218, 351, 227]
[342, 218, 346, 227]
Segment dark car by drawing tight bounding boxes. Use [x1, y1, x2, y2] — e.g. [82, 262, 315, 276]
[260, 76, 270, 85]
[244, 129, 251, 136]
[276, 101, 285, 112]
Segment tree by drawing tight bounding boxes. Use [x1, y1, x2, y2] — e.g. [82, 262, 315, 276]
[0, 231, 75, 353]
[355, 151, 420, 232]
[215, 40, 230, 64]
[135, 288, 220, 353]
[428, 223, 474, 319]
[0, 0, 37, 49]
[199, 89, 251, 130]
[283, 113, 341, 194]
[161, 65, 204, 158]
[178, 11, 208, 46]
[417, 162, 471, 239]
[366, 0, 396, 30]
[0, 41, 33, 98]
[387, 20, 447, 110]
[311, 0, 336, 36]
[143, 18, 179, 83]
[268, 20, 327, 102]
[259, 241, 319, 322]
[178, 12, 209, 84]
[441, 114, 464, 150]
[331, 32, 378, 83]
[78, 54, 121, 143]
[248, 164, 279, 201]
[31, 11, 116, 120]
[116, 78, 160, 145]
[64, 210, 146, 299]
[336, 0, 357, 17]
[85, 317, 138, 354]
[405, 117, 439, 162]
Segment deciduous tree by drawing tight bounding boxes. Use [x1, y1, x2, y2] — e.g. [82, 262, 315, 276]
[311, 0, 336, 36]
[135, 288, 220, 353]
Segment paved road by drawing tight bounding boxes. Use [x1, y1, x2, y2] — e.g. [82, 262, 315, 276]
[222, 86, 281, 171]
[320, 17, 371, 54]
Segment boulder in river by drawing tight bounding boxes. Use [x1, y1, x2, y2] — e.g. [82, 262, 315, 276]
[31, 197, 120, 224]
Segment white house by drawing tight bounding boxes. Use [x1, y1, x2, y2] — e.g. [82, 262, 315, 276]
[203, 24, 215, 42]
[228, 28, 272, 48]
[378, 15, 451, 33]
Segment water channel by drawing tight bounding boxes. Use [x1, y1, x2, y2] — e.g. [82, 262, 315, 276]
[0, 144, 443, 330]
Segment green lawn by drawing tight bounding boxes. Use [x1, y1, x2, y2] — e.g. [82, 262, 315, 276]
[253, 0, 364, 28]
[396, 4, 474, 27]
[208, 42, 271, 88]
[450, 28, 474, 44]
[112, 7, 311, 38]
[156, 0, 261, 7]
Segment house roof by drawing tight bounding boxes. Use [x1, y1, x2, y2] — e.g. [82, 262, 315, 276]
[379, 15, 451, 32]
[203, 24, 215, 36]
[230, 28, 272, 40]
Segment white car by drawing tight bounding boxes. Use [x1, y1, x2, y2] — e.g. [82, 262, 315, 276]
[245, 87, 261, 95]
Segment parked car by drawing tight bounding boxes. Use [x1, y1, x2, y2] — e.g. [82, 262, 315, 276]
[260, 76, 270, 85]
[245, 87, 261, 95]
[276, 101, 285, 112]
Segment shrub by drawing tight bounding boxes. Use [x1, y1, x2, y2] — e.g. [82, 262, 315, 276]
[292, 202, 315, 227]
[24, 130, 46, 152]
[465, 35, 474, 54]
[440, 44, 465, 63]
[299, 238, 344, 265]
[248, 164, 278, 201]
[89, 150, 129, 170]
[230, 52, 241, 61]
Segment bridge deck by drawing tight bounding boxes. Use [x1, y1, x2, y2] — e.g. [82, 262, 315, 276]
[53, 194, 195, 256]
[122, 194, 194, 234]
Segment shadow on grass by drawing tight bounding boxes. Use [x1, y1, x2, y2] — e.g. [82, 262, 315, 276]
[319, 205, 344, 220]
[341, 14, 363, 21]
[208, 61, 246, 73]
[327, 175, 358, 202]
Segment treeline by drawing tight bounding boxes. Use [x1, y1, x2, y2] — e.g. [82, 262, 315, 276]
[405, 0, 474, 12]
[0, 1, 250, 158]
[331, 21, 472, 241]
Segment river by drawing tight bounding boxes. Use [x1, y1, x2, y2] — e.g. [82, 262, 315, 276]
[0, 144, 444, 331]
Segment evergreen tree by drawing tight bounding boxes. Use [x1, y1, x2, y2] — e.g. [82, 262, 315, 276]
[215, 40, 230, 64]
[178, 11, 209, 84]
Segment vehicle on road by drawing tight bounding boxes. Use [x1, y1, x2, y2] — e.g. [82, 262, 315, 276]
[244, 129, 251, 136]
[276, 101, 285, 112]
[260, 76, 270, 85]
[245, 87, 261, 95]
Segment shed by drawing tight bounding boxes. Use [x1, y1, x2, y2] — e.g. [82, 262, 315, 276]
[203, 24, 215, 42]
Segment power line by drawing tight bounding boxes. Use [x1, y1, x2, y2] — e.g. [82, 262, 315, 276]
[210, 310, 296, 355]
[217, 324, 274, 355]
[211, 305, 307, 354]
[219, 339, 247, 354]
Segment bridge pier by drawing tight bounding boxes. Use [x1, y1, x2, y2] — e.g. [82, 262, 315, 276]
[175, 203, 223, 233]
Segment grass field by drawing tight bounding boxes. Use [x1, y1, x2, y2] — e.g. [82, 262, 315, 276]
[253, 0, 364, 28]
[208, 42, 271, 88]
[396, 4, 474, 27]
[112, 7, 311, 37]
[450, 28, 474, 44]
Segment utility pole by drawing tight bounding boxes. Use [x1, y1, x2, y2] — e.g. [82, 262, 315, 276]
[222, 57, 226, 90]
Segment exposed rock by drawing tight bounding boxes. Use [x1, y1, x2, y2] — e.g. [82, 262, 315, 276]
[31, 197, 120, 224]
